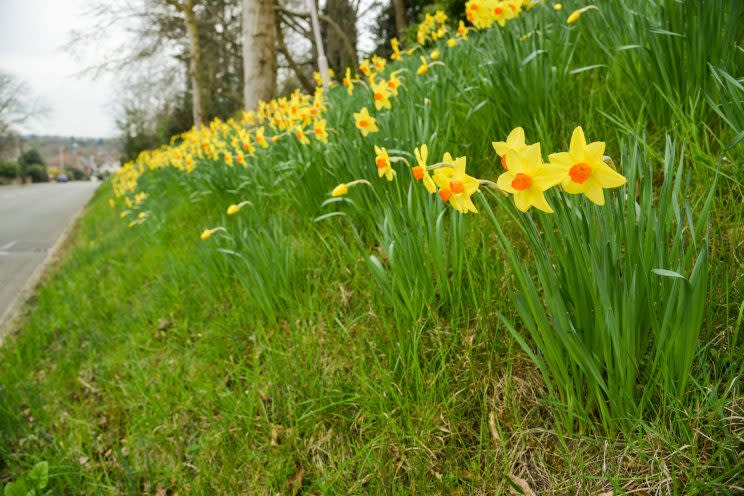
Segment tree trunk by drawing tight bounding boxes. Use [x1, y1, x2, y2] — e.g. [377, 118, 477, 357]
[392, 0, 407, 38]
[182, 0, 205, 128]
[321, 0, 357, 74]
[242, 0, 277, 111]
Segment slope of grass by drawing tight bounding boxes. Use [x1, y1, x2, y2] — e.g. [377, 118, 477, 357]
[0, 179, 740, 494]
[2, 0, 743, 493]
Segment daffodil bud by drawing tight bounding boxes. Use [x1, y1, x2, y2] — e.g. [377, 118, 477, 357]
[331, 184, 349, 197]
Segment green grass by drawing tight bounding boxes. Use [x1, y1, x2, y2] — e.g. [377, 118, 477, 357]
[2, 0, 743, 493]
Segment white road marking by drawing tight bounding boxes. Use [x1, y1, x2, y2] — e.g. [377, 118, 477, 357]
[0, 241, 16, 255]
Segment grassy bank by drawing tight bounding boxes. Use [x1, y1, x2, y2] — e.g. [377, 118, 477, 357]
[1, 176, 741, 493]
[2, 0, 743, 493]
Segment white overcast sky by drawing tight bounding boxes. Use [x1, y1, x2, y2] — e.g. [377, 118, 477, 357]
[0, 0, 119, 138]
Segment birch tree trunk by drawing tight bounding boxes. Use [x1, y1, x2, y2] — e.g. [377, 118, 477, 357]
[242, 0, 277, 111]
[181, 0, 205, 128]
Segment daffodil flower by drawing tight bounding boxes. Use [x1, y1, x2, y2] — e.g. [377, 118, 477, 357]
[390, 38, 401, 60]
[432, 155, 480, 213]
[492, 127, 538, 170]
[342, 67, 354, 95]
[313, 119, 329, 143]
[431, 48, 440, 60]
[294, 127, 310, 145]
[496, 144, 565, 213]
[353, 107, 379, 137]
[385, 72, 402, 96]
[374, 145, 395, 181]
[548, 126, 626, 205]
[457, 20, 469, 39]
[370, 79, 392, 110]
[412, 144, 437, 193]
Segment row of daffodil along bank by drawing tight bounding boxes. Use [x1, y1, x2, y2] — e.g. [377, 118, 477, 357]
[111, 0, 606, 232]
[337, 125, 626, 215]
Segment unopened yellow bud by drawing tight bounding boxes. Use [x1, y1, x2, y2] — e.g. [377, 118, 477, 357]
[200, 229, 213, 240]
[331, 183, 349, 197]
[567, 10, 580, 23]
[554, 3, 563, 11]
[227, 204, 240, 215]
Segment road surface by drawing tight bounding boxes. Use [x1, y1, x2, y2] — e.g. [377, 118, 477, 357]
[0, 181, 99, 330]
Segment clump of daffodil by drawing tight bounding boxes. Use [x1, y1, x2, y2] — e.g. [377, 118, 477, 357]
[353, 107, 379, 137]
[200, 227, 226, 240]
[433, 154, 480, 213]
[330, 179, 372, 197]
[227, 200, 253, 215]
[548, 126, 626, 205]
[374, 145, 395, 181]
[496, 142, 565, 213]
[567, 5, 598, 24]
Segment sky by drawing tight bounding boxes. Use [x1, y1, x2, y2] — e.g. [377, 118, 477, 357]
[0, 0, 119, 138]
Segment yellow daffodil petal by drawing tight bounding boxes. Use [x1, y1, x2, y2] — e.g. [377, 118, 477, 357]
[584, 183, 606, 205]
[592, 163, 627, 188]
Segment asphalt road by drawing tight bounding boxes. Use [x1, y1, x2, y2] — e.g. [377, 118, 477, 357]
[0, 181, 99, 329]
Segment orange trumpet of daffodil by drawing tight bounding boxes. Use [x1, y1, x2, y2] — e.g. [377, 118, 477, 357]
[548, 126, 626, 205]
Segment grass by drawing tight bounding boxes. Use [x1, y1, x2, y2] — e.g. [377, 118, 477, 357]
[2, 0, 744, 493]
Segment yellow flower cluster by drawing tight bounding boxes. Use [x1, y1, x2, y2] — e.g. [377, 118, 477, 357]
[465, 0, 532, 29]
[337, 126, 626, 216]
[112, 86, 330, 219]
[416, 10, 450, 45]
[493, 126, 626, 212]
